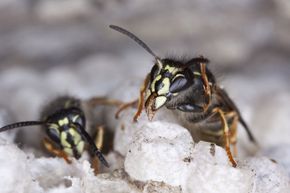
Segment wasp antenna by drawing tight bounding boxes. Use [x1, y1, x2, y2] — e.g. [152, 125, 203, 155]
[109, 25, 160, 60]
[79, 127, 109, 167]
[0, 121, 44, 132]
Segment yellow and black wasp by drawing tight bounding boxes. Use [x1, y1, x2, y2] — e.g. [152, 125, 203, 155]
[110, 25, 257, 167]
[0, 96, 121, 168]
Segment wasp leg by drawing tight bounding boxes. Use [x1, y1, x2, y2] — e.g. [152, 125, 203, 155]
[225, 111, 239, 157]
[87, 97, 123, 107]
[115, 100, 138, 119]
[215, 109, 237, 167]
[115, 73, 150, 122]
[43, 137, 72, 164]
[133, 74, 150, 122]
[215, 86, 257, 144]
[200, 62, 211, 111]
[87, 97, 126, 120]
[92, 126, 105, 174]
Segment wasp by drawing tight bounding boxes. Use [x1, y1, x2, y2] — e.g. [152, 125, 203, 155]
[0, 96, 121, 169]
[110, 25, 257, 167]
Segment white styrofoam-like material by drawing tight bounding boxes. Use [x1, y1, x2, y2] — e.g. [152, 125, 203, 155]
[0, 58, 289, 192]
[124, 121, 194, 186]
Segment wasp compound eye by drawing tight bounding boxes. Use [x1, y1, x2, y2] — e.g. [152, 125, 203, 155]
[169, 75, 190, 93]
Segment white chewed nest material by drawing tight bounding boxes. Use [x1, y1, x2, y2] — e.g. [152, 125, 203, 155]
[125, 121, 194, 186]
[1, 113, 289, 193]
[112, 108, 290, 193]
[0, 67, 289, 193]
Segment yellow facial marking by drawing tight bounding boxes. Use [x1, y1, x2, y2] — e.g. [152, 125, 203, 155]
[164, 65, 173, 72]
[68, 128, 82, 145]
[154, 96, 167, 110]
[64, 147, 73, 156]
[164, 65, 179, 74]
[157, 78, 170, 95]
[58, 118, 69, 126]
[61, 132, 71, 148]
[48, 123, 59, 130]
[151, 75, 162, 92]
[76, 141, 85, 154]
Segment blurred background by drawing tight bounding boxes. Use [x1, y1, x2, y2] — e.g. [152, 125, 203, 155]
[0, 0, 289, 71]
[0, 0, 289, 165]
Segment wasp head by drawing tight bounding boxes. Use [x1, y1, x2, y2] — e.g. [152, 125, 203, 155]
[46, 107, 86, 159]
[109, 25, 208, 121]
[145, 58, 194, 120]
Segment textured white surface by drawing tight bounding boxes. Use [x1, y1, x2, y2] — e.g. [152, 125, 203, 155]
[0, 141, 138, 193]
[242, 157, 290, 193]
[262, 144, 290, 178]
[0, 68, 290, 193]
[121, 119, 253, 193]
[1, 132, 290, 193]
[0, 1, 290, 190]
[112, 108, 179, 156]
[184, 142, 253, 193]
[0, 142, 42, 193]
[124, 121, 194, 186]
